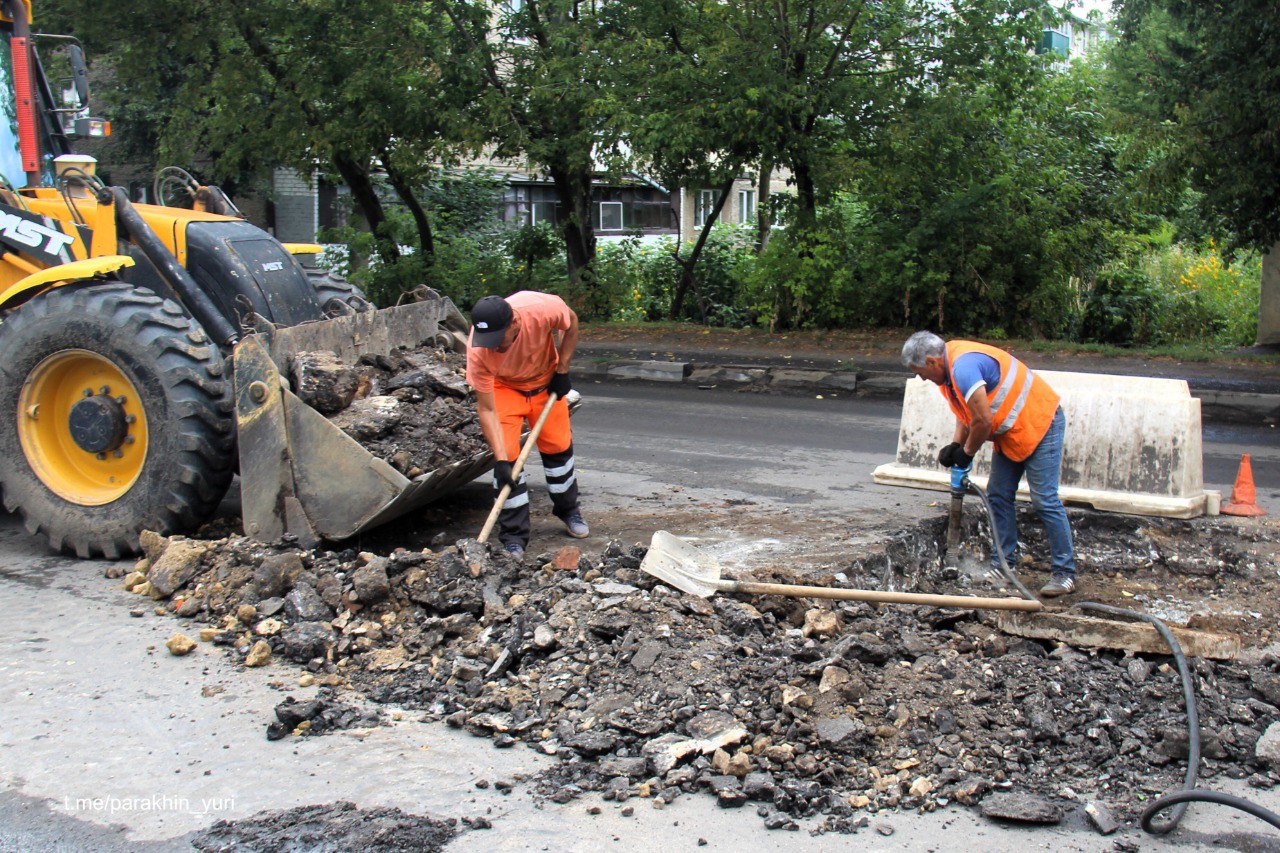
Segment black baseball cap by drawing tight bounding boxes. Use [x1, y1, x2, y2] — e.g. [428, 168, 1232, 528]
[470, 296, 513, 349]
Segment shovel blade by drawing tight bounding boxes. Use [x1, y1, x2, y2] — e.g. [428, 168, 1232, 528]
[641, 531, 724, 598]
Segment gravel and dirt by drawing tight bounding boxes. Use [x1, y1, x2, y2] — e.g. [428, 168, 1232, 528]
[120, 499, 1280, 843]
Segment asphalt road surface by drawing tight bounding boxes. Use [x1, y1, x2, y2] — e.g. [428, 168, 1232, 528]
[1, 380, 1278, 851]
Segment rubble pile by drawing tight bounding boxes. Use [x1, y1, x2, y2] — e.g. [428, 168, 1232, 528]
[191, 801, 463, 852]
[853, 511, 1280, 645]
[291, 346, 486, 476]
[131, 514, 1280, 831]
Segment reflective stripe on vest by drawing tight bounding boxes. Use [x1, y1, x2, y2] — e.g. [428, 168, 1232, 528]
[992, 357, 1035, 436]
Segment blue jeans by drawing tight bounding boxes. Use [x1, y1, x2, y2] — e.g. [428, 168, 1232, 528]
[987, 407, 1076, 576]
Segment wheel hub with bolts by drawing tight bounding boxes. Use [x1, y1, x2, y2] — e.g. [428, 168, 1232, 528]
[68, 389, 130, 455]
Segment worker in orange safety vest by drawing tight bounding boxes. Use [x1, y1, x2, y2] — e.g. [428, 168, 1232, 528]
[466, 292, 589, 561]
[902, 331, 1077, 598]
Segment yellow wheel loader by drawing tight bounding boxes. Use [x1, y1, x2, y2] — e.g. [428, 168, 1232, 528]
[0, 1, 485, 557]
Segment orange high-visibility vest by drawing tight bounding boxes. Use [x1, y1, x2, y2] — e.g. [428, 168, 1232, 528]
[940, 340, 1060, 463]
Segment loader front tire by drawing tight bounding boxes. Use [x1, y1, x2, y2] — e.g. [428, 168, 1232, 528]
[306, 268, 374, 316]
[0, 283, 234, 558]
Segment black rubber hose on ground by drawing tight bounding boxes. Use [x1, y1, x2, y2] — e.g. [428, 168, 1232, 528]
[960, 503, 1280, 836]
[1076, 601, 1200, 834]
[1059, 603, 1280, 836]
[1138, 789, 1280, 833]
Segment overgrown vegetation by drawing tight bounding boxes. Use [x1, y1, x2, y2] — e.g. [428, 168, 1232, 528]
[50, 0, 1277, 349]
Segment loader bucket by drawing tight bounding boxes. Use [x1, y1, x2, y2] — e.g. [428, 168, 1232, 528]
[233, 293, 496, 547]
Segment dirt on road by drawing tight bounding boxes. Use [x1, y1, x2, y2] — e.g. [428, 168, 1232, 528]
[121, 502, 1280, 842]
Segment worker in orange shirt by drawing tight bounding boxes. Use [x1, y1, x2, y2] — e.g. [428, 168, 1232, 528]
[466, 292, 588, 560]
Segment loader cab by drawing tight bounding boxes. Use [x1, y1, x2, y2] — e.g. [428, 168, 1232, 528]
[0, 2, 91, 191]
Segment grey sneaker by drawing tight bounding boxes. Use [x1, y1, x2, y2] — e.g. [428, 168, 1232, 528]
[503, 541, 525, 560]
[1039, 573, 1077, 599]
[563, 510, 589, 539]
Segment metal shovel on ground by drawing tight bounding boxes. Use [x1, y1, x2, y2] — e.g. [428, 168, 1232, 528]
[640, 530, 1043, 612]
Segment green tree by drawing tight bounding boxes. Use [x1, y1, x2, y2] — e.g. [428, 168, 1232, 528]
[436, 0, 624, 295]
[607, 2, 776, 319]
[773, 60, 1133, 336]
[46, 0, 474, 279]
[1111, 0, 1280, 249]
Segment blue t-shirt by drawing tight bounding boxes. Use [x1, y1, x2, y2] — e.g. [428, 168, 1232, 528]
[950, 352, 1001, 402]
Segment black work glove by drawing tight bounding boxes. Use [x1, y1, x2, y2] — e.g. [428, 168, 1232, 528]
[548, 371, 571, 398]
[952, 446, 974, 469]
[937, 442, 963, 468]
[493, 460, 517, 489]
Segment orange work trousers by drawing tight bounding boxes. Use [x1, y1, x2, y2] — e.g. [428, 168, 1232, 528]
[493, 384, 573, 458]
[492, 384, 578, 547]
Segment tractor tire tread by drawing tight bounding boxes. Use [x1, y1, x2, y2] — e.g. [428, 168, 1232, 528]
[0, 283, 234, 558]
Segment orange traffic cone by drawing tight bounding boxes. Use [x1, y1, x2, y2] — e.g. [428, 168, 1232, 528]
[1221, 453, 1266, 517]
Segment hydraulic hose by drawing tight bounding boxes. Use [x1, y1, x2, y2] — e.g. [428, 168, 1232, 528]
[975, 528, 1280, 836]
[1077, 601, 1199, 834]
[1139, 789, 1280, 833]
[961, 479, 1038, 602]
[111, 187, 240, 348]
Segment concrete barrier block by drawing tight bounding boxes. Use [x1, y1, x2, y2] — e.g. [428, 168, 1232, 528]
[606, 360, 690, 382]
[857, 370, 909, 397]
[1195, 389, 1280, 425]
[688, 366, 768, 385]
[576, 360, 613, 380]
[873, 371, 1209, 518]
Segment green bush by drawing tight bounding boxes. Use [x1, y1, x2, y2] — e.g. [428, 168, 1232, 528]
[1082, 241, 1261, 347]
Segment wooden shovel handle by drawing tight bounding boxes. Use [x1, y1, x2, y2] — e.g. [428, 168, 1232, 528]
[722, 579, 1042, 612]
[478, 392, 560, 544]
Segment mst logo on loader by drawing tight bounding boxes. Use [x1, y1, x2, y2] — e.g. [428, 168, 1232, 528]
[0, 204, 77, 265]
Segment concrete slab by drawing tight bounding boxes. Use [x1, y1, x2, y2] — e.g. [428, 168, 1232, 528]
[996, 610, 1241, 659]
[769, 369, 832, 387]
[855, 370, 908, 396]
[688, 366, 766, 385]
[1196, 389, 1280, 424]
[819, 372, 860, 392]
[576, 359, 614, 379]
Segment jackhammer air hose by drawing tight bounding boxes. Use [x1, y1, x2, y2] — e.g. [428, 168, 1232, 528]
[960, 480, 1038, 602]
[959, 496, 1280, 837]
[1076, 601, 1199, 834]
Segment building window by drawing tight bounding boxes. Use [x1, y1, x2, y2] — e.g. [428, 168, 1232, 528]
[694, 189, 720, 228]
[531, 200, 556, 225]
[599, 201, 624, 231]
[502, 185, 560, 227]
[738, 189, 756, 224]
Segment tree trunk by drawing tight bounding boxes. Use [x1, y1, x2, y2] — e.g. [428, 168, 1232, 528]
[755, 160, 773, 255]
[669, 176, 734, 320]
[548, 163, 597, 294]
[332, 152, 400, 264]
[792, 157, 818, 230]
[382, 152, 435, 260]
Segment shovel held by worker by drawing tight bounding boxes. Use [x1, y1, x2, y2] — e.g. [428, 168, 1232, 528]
[641, 531, 1043, 612]
[478, 392, 560, 543]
